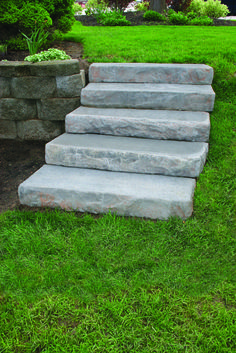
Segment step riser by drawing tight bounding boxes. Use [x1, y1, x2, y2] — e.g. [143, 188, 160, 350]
[89, 63, 214, 85]
[66, 112, 210, 142]
[46, 139, 208, 178]
[18, 165, 196, 220]
[81, 86, 215, 112]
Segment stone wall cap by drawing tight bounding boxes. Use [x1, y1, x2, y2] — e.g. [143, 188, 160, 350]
[0, 61, 32, 77]
[29, 59, 80, 76]
[0, 59, 80, 77]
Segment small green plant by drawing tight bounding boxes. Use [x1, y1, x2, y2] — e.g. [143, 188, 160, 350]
[21, 26, 49, 55]
[189, 16, 213, 25]
[143, 10, 166, 21]
[188, 0, 230, 18]
[97, 10, 131, 26]
[168, 11, 189, 24]
[73, 3, 83, 14]
[24, 48, 71, 63]
[0, 44, 7, 57]
[135, 1, 149, 12]
[85, 0, 108, 15]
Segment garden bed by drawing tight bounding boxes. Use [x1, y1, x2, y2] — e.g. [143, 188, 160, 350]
[75, 12, 236, 26]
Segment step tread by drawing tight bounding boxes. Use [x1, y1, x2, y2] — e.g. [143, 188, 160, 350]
[81, 83, 215, 111]
[66, 107, 210, 142]
[89, 63, 213, 85]
[18, 165, 196, 219]
[83, 82, 214, 93]
[67, 106, 209, 122]
[46, 133, 208, 177]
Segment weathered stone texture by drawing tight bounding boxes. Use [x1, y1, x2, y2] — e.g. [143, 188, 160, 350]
[11, 77, 57, 99]
[0, 77, 11, 97]
[56, 73, 85, 97]
[0, 61, 32, 77]
[66, 107, 210, 142]
[0, 98, 37, 120]
[18, 165, 196, 220]
[17, 120, 64, 141]
[81, 83, 215, 112]
[37, 98, 80, 120]
[29, 60, 80, 77]
[0, 120, 17, 139]
[46, 133, 208, 178]
[89, 63, 214, 85]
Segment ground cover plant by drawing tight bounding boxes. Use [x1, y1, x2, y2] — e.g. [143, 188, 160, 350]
[0, 23, 236, 352]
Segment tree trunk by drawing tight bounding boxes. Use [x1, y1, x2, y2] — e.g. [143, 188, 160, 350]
[149, 0, 166, 13]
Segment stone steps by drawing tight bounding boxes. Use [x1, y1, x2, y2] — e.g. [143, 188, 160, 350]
[18, 165, 196, 220]
[46, 133, 208, 178]
[66, 107, 210, 142]
[89, 63, 214, 85]
[81, 83, 215, 111]
[19, 63, 215, 219]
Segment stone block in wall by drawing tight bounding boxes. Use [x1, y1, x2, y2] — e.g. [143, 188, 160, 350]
[17, 120, 64, 141]
[37, 98, 80, 121]
[0, 120, 17, 139]
[0, 98, 37, 120]
[0, 61, 32, 77]
[0, 77, 11, 97]
[56, 72, 85, 97]
[29, 60, 80, 77]
[11, 77, 57, 99]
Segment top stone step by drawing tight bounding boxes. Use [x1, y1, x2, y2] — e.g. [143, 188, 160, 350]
[89, 63, 214, 85]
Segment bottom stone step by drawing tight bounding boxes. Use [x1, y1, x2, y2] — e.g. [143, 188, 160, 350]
[18, 165, 196, 220]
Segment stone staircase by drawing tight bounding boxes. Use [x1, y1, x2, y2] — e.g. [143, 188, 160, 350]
[18, 63, 215, 220]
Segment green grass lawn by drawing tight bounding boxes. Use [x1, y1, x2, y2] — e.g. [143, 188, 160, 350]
[0, 24, 236, 352]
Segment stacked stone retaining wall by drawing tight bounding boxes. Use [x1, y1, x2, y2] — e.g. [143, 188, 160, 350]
[0, 59, 85, 140]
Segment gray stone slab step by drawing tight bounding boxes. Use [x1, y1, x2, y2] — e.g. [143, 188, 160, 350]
[81, 83, 215, 111]
[89, 63, 214, 85]
[18, 165, 196, 220]
[45, 133, 208, 178]
[66, 107, 210, 142]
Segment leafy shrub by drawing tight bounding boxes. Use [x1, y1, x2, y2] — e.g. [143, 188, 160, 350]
[0, 0, 75, 50]
[188, 0, 230, 18]
[135, 1, 150, 11]
[186, 10, 198, 19]
[143, 10, 166, 21]
[97, 10, 131, 25]
[24, 48, 71, 62]
[73, 3, 83, 14]
[85, 0, 108, 15]
[168, 10, 189, 24]
[189, 16, 213, 25]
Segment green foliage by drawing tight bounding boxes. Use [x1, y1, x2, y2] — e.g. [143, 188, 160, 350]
[143, 10, 167, 21]
[189, 15, 213, 25]
[6, 35, 28, 50]
[18, 2, 52, 31]
[188, 0, 230, 18]
[0, 0, 75, 50]
[134, 1, 150, 11]
[85, 0, 108, 15]
[24, 48, 71, 62]
[0, 44, 7, 55]
[73, 3, 83, 14]
[97, 10, 131, 26]
[21, 26, 49, 55]
[168, 10, 189, 24]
